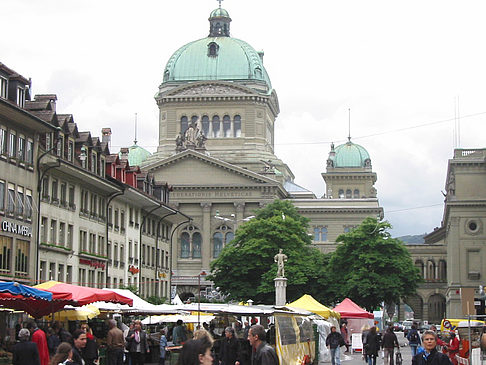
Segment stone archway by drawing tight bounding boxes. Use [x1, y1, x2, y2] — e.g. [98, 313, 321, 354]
[428, 294, 446, 324]
[404, 294, 424, 320]
[177, 285, 199, 302]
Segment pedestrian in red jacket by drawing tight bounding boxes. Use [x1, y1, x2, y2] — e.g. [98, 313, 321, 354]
[26, 321, 50, 365]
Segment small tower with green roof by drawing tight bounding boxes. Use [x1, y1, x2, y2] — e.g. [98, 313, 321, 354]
[322, 138, 377, 199]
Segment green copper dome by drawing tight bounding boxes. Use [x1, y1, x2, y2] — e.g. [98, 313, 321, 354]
[332, 140, 371, 168]
[210, 7, 229, 18]
[121, 144, 151, 167]
[161, 8, 272, 90]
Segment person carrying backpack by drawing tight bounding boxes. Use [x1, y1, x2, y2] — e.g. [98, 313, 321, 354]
[407, 324, 421, 357]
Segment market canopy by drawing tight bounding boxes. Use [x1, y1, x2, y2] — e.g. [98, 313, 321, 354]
[288, 294, 341, 319]
[34, 281, 133, 307]
[333, 298, 374, 319]
[0, 281, 73, 318]
[92, 289, 178, 314]
[142, 314, 216, 325]
[45, 304, 101, 321]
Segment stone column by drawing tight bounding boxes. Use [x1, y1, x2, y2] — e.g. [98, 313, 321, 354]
[201, 203, 212, 271]
[274, 277, 287, 306]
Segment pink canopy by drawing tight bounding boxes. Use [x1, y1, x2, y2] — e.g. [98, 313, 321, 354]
[333, 298, 374, 319]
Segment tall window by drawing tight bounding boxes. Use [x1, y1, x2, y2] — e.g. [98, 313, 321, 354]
[180, 116, 188, 135]
[7, 183, 15, 215]
[212, 115, 220, 137]
[59, 222, 66, 246]
[0, 127, 7, 155]
[9, 131, 16, 158]
[346, 189, 352, 198]
[68, 140, 74, 162]
[180, 225, 202, 259]
[0, 77, 7, 98]
[16, 186, 24, 216]
[17, 87, 25, 107]
[68, 185, 75, 208]
[50, 220, 57, 244]
[60, 182, 67, 206]
[223, 115, 231, 137]
[15, 240, 28, 273]
[26, 138, 33, 164]
[51, 179, 58, 202]
[313, 226, 328, 242]
[0, 180, 4, 212]
[67, 225, 73, 249]
[40, 217, 48, 243]
[213, 225, 233, 258]
[25, 189, 33, 219]
[234, 115, 242, 137]
[202, 115, 210, 136]
[0, 236, 12, 272]
[57, 135, 64, 157]
[354, 189, 360, 198]
[18, 135, 25, 161]
[338, 189, 344, 198]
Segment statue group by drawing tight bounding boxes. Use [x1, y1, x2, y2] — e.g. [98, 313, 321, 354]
[176, 120, 207, 151]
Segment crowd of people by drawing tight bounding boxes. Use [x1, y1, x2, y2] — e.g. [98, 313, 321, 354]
[11, 319, 279, 365]
[325, 322, 461, 365]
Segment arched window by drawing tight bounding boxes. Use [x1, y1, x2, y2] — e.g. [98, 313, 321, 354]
[427, 260, 436, 280]
[346, 189, 352, 198]
[255, 67, 262, 78]
[202, 115, 210, 136]
[233, 115, 241, 137]
[225, 231, 234, 244]
[180, 116, 188, 135]
[415, 260, 425, 278]
[438, 260, 447, 281]
[223, 115, 231, 137]
[181, 232, 190, 258]
[180, 225, 202, 259]
[208, 42, 219, 57]
[192, 232, 202, 258]
[191, 115, 199, 126]
[213, 225, 233, 258]
[212, 115, 220, 138]
[354, 189, 360, 198]
[338, 189, 344, 198]
[313, 227, 328, 242]
[213, 232, 223, 258]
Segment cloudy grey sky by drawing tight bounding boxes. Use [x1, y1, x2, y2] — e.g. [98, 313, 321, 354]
[3, 0, 485, 237]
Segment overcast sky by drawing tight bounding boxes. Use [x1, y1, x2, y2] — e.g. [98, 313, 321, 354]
[3, 0, 485, 237]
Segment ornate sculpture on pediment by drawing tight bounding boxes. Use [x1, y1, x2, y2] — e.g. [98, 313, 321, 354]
[327, 159, 334, 167]
[447, 172, 455, 196]
[176, 122, 207, 152]
[370, 187, 377, 198]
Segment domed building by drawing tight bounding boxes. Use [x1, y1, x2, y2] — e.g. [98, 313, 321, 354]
[142, 6, 382, 298]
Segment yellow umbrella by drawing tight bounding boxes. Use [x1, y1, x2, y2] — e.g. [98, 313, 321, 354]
[45, 304, 100, 321]
[288, 294, 341, 319]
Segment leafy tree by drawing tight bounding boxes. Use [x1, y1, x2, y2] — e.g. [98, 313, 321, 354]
[327, 217, 422, 311]
[146, 295, 168, 305]
[209, 200, 329, 303]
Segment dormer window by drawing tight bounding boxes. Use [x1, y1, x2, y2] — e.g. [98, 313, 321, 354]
[91, 152, 97, 174]
[0, 77, 7, 99]
[208, 42, 219, 57]
[17, 87, 25, 107]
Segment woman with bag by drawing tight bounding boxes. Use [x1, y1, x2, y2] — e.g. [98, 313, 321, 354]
[365, 327, 381, 365]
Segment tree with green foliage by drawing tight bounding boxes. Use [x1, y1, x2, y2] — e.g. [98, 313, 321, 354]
[327, 217, 422, 311]
[209, 200, 330, 303]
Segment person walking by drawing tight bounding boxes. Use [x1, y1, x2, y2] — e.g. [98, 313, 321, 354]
[27, 321, 50, 365]
[247, 325, 278, 365]
[172, 320, 187, 345]
[13, 328, 40, 365]
[412, 330, 452, 365]
[382, 326, 399, 365]
[326, 326, 345, 365]
[407, 324, 421, 357]
[71, 329, 88, 365]
[80, 324, 98, 365]
[447, 332, 459, 365]
[361, 326, 370, 363]
[106, 319, 125, 365]
[125, 320, 150, 365]
[341, 323, 350, 353]
[365, 327, 381, 365]
[159, 329, 167, 365]
[219, 327, 241, 365]
[50, 342, 75, 365]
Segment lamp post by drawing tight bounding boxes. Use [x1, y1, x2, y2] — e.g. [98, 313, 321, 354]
[198, 270, 207, 328]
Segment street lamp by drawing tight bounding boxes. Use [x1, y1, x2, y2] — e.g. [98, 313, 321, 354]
[198, 270, 207, 328]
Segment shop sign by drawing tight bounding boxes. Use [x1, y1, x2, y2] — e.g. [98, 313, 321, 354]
[79, 258, 105, 270]
[0, 219, 32, 237]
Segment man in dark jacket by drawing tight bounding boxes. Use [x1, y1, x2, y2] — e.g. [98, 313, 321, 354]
[220, 327, 241, 365]
[326, 326, 345, 365]
[382, 326, 399, 365]
[248, 325, 278, 365]
[125, 320, 150, 365]
[13, 328, 40, 365]
[412, 330, 452, 365]
[407, 324, 422, 357]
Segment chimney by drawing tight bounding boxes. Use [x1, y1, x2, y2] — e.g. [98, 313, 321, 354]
[120, 147, 129, 160]
[102, 128, 112, 148]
